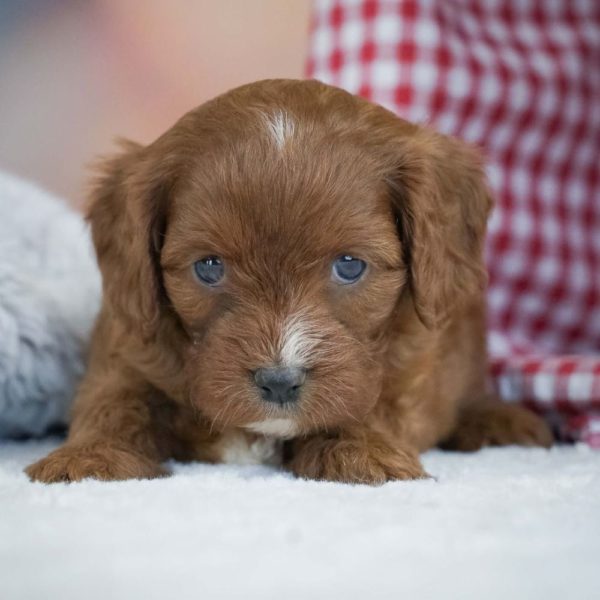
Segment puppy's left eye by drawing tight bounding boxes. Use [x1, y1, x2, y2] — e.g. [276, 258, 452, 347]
[194, 256, 224, 286]
[332, 255, 367, 284]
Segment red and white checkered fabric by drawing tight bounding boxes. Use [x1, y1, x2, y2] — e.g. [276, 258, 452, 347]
[307, 0, 600, 446]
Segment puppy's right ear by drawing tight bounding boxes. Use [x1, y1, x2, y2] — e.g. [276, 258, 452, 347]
[87, 139, 169, 341]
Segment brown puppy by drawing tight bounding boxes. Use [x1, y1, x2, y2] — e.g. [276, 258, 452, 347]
[26, 79, 552, 485]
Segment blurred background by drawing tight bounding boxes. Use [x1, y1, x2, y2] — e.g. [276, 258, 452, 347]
[0, 0, 311, 208]
[1, 1, 598, 431]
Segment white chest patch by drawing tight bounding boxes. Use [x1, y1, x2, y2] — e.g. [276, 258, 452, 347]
[218, 430, 283, 466]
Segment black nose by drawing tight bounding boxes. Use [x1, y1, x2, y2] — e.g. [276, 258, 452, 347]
[254, 366, 306, 405]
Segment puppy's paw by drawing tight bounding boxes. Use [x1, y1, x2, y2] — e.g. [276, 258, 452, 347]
[288, 434, 427, 485]
[25, 444, 168, 483]
[442, 403, 554, 451]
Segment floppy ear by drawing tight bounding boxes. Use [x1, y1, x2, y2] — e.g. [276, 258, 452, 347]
[87, 139, 170, 341]
[389, 130, 493, 329]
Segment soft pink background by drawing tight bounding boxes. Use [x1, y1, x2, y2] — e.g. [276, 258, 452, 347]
[0, 1, 311, 208]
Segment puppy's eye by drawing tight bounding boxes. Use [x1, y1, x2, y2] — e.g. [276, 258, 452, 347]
[332, 255, 367, 284]
[194, 256, 224, 286]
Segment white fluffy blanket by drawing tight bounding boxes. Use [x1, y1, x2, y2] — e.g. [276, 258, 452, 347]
[1, 440, 598, 600]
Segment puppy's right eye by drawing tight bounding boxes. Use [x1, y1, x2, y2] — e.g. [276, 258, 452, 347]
[194, 256, 224, 286]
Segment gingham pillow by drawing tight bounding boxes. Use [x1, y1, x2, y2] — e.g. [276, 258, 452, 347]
[307, 0, 600, 446]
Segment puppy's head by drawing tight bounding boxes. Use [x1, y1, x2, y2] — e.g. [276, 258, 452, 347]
[89, 79, 491, 437]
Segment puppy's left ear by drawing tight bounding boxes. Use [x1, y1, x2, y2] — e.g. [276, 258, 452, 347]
[389, 129, 493, 329]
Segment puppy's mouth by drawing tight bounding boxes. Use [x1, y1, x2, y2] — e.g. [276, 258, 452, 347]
[245, 418, 299, 439]
[193, 313, 378, 437]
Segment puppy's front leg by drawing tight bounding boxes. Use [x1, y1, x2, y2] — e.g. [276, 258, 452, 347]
[441, 400, 553, 451]
[287, 427, 428, 485]
[26, 373, 171, 483]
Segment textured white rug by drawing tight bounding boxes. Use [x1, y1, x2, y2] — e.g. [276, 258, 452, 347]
[1, 440, 598, 600]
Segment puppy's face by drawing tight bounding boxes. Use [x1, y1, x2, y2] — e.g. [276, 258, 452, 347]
[90, 80, 491, 437]
[161, 133, 404, 435]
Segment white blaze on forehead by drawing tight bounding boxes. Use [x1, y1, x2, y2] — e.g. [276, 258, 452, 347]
[279, 316, 318, 367]
[263, 110, 295, 150]
[247, 418, 298, 438]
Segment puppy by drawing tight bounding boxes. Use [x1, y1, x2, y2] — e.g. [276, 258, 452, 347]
[26, 79, 552, 485]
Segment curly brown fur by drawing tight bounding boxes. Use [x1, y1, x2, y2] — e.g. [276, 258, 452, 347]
[26, 79, 552, 485]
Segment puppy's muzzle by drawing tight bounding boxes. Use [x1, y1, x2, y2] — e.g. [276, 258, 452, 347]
[254, 366, 306, 406]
